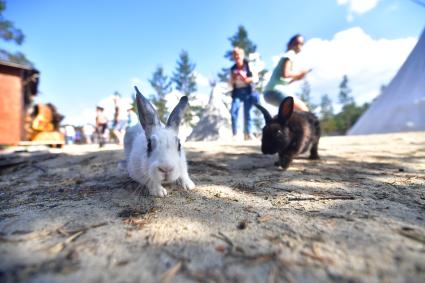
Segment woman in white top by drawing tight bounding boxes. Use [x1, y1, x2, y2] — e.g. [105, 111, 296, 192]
[264, 34, 310, 111]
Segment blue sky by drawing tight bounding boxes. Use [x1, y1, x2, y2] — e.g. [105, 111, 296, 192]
[3, 0, 425, 125]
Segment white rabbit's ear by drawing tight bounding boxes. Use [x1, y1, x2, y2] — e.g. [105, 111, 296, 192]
[166, 96, 188, 133]
[134, 86, 160, 137]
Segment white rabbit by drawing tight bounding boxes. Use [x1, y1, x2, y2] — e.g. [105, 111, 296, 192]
[124, 87, 195, 197]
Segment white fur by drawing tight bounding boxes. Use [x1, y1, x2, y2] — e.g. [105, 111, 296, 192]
[124, 123, 195, 197]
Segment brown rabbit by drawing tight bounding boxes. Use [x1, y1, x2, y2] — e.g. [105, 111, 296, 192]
[255, 97, 320, 170]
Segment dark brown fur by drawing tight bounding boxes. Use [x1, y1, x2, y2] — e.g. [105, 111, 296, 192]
[256, 97, 320, 170]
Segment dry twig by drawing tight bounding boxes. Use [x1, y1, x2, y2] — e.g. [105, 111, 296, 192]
[288, 195, 355, 202]
[161, 261, 182, 283]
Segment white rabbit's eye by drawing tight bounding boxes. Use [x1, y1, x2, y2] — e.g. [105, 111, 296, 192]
[147, 138, 153, 155]
[176, 138, 181, 152]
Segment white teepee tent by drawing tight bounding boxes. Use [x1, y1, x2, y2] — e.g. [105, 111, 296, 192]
[348, 28, 425, 135]
[187, 83, 233, 141]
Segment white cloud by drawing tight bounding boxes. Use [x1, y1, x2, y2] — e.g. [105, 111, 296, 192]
[337, 0, 380, 21]
[63, 106, 96, 126]
[270, 27, 417, 109]
[337, 0, 379, 14]
[194, 71, 211, 87]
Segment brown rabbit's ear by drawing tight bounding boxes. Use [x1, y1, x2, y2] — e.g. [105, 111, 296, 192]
[278, 97, 294, 124]
[255, 103, 272, 124]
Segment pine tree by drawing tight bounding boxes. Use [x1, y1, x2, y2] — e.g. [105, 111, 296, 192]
[334, 75, 369, 134]
[0, 0, 32, 65]
[316, 77, 370, 136]
[298, 80, 317, 111]
[172, 50, 197, 97]
[336, 75, 355, 133]
[319, 94, 336, 135]
[149, 66, 172, 123]
[320, 94, 334, 120]
[218, 25, 257, 82]
[338, 75, 354, 105]
[225, 25, 257, 60]
[217, 67, 230, 82]
[172, 50, 198, 124]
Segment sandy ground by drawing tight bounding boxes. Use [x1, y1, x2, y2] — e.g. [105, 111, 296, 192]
[0, 132, 424, 283]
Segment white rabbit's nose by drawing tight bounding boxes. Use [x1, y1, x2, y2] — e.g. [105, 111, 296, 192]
[158, 165, 174, 174]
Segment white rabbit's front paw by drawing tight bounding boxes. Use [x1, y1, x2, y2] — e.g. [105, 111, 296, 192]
[180, 177, 195, 191]
[149, 185, 168, 197]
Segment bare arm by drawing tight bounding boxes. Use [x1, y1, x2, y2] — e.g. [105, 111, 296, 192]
[281, 58, 309, 83]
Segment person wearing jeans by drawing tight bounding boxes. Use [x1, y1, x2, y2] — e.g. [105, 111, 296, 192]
[230, 86, 257, 137]
[229, 47, 256, 140]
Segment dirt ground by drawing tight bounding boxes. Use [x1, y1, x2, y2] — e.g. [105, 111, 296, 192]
[0, 132, 424, 283]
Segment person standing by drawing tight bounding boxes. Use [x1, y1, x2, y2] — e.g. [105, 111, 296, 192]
[229, 47, 257, 140]
[95, 106, 108, 148]
[64, 124, 75, 145]
[264, 34, 311, 111]
[112, 93, 128, 145]
[82, 124, 95, 144]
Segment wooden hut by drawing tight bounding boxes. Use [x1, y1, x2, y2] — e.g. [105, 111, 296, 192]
[0, 60, 39, 145]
